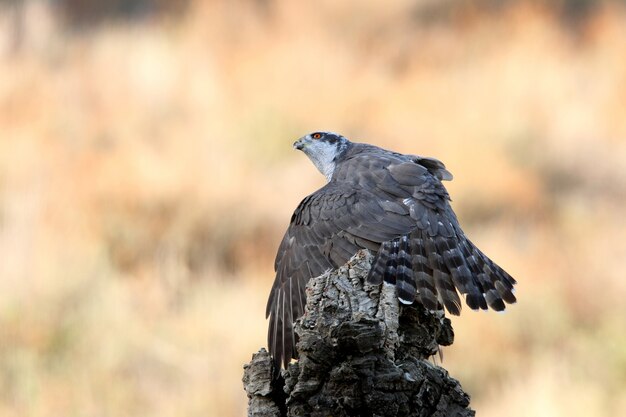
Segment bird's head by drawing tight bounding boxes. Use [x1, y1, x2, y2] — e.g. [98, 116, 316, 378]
[293, 132, 350, 181]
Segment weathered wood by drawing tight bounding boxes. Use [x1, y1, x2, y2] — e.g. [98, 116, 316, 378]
[243, 250, 474, 417]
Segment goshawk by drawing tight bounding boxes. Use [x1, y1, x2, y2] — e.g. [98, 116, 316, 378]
[267, 132, 517, 370]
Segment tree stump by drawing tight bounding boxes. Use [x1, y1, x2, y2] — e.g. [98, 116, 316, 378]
[243, 250, 474, 417]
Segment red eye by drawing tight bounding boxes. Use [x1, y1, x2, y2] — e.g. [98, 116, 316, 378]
[312, 133, 322, 139]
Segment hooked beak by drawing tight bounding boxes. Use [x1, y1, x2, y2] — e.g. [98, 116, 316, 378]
[293, 138, 306, 150]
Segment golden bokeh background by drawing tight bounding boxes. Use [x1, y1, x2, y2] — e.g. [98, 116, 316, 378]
[1, 1, 625, 416]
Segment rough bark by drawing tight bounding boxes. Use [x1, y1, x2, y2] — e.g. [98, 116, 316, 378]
[243, 250, 474, 417]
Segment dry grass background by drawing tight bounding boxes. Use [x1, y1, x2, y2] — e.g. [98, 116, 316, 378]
[1, 1, 626, 416]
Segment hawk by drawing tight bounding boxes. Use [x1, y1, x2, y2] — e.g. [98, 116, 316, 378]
[266, 132, 516, 370]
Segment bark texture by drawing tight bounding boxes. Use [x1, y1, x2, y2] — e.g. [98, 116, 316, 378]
[243, 250, 474, 417]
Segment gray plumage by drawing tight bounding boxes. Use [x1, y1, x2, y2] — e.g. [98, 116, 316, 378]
[266, 132, 517, 371]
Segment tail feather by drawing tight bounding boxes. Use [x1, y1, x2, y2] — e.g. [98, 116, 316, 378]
[457, 238, 496, 310]
[435, 235, 487, 311]
[368, 240, 391, 284]
[474, 247, 516, 306]
[409, 234, 440, 311]
[383, 239, 400, 284]
[424, 235, 462, 315]
[483, 256, 517, 303]
[396, 235, 416, 304]
[461, 238, 516, 310]
[368, 228, 516, 317]
[490, 266, 517, 304]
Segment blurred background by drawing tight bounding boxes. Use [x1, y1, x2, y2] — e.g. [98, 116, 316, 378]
[1, 0, 625, 416]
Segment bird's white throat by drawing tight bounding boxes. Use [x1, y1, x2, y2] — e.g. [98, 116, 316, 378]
[304, 144, 338, 182]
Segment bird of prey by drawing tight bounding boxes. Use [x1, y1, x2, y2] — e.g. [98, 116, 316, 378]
[266, 132, 516, 370]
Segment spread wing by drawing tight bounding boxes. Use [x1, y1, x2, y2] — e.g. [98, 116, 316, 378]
[266, 153, 516, 371]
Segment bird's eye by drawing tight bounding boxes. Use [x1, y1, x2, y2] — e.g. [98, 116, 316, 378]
[312, 133, 322, 139]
